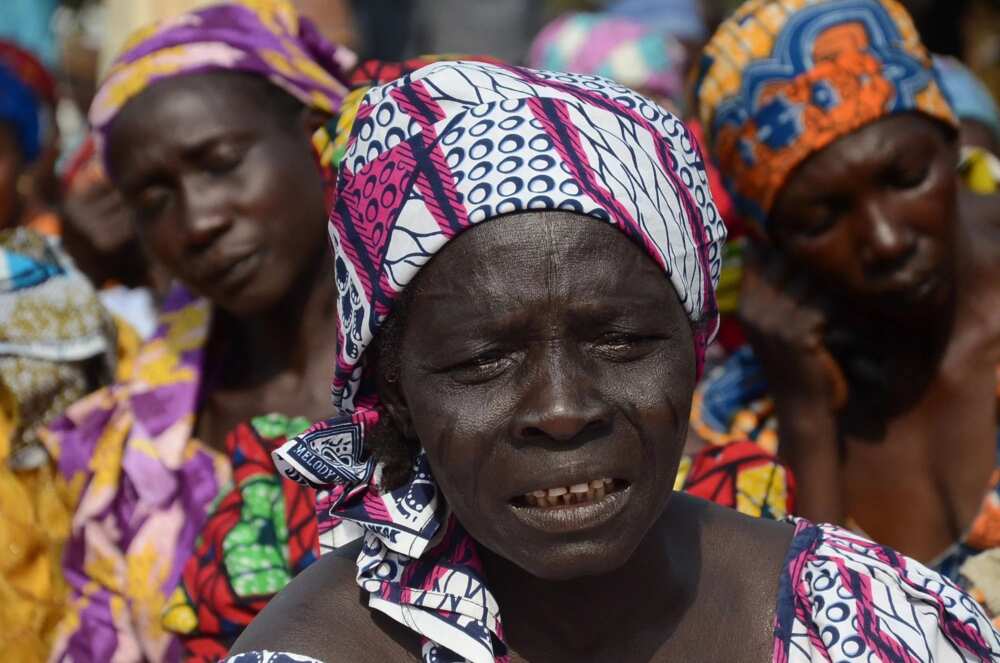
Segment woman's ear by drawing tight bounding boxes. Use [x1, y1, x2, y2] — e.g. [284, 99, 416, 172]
[376, 361, 417, 441]
[300, 107, 332, 138]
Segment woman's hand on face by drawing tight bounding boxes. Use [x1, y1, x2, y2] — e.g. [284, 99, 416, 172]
[740, 243, 849, 524]
[61, 176, 144, 287]
[739, 242, 848, 413]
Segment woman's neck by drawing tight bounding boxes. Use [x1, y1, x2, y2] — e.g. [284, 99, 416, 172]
[479, 508, 700, 658]
[211, 248, 337, 388]
[831, 202, 993, 436]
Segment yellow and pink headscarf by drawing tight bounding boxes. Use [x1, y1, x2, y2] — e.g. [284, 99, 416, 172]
[693, 0, 957, 228]
[89, 0, 356, 163]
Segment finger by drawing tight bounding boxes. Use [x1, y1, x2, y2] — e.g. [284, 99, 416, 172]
[817, 348, 849, 410]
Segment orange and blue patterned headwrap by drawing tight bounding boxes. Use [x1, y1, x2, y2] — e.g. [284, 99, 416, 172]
[693, 0, 957, 228]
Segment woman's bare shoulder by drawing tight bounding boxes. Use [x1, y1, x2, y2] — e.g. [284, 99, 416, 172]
[230, 553, 421, 662]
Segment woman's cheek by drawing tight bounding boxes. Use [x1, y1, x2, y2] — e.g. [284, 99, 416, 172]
[142, 221, 180, 270]
[412, 388, 509, 491]
[418, 417, 485, 526]
[411, 399, 470, 481]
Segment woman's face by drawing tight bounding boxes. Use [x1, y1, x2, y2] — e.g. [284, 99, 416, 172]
[770, 114, 959, 321]
[387, 212, 696, 580]
[107, 72, 328, 316]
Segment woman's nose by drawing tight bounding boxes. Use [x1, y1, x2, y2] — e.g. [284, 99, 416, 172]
[511, 347, 612, 443]
[857, 200, 916, 273]
[179, 179, 232, 249]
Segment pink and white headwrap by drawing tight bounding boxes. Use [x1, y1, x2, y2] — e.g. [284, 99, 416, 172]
[274, 60, 726, 663]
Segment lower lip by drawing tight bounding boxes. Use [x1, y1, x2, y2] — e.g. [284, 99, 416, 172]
[900, 272, 943, 302]
[215, 252, 260, 290]
[508, 486, 631, 535]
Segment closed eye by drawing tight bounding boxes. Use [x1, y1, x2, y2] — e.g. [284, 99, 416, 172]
[133, 187, 171, 223]
[886, 160, 931, 190]
[200, 141, 250, 175]
[790, 196, 849, 240]
[444, 349, 517, 384]
[589, 332, 662, 362]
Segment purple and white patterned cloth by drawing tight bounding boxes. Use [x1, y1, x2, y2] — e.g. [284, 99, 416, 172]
[270, 59, 726, 663]
[225, 519, 1000, 662]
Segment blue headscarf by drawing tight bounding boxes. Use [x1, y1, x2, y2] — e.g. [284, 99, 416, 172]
[934, 55, 1000, 141]
[600, 0, 706, 41]
[0, 63, 40, 162]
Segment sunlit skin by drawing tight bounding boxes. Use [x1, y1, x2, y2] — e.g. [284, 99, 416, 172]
[384, 214, 693, 580]
[739, 113, 1000, 560]
[231, 213, 795, 662]
[105, 71, 339, 451]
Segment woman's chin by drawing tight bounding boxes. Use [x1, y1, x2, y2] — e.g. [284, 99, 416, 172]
[497, 535, 641, 582]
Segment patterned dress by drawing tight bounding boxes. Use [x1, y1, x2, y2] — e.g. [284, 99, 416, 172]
[220, 519, 1000, 663]
[163, 415, 319, 662]
[41, 288, 320, 662]
[45, 0, 355, 658]
[0, 229, 117, 662]
[692, 346, 1000, 626]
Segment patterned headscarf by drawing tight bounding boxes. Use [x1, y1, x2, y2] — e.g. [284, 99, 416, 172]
[1, 228, 115, 464]
[314, 54, 507, 174]
[528, 12, 689, 106]
[693, 0, 957, 228]
[0, 40, 56, 109]
[89, 0, 356, 164]
[274, 60, 725, 663]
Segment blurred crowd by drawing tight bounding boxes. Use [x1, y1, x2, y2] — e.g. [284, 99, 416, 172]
[2, 0, 1000, 661]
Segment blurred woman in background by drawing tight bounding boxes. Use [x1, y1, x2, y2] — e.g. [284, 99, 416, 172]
[528, 10, 691, 113]
[40, 1, 355, 659]
[0, 57, 49, 234]
[693, 0, 1000, 622]
[0, 227, 117, 662]
[0, 41, 61, 231]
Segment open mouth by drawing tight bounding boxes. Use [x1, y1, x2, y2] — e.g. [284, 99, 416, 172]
[512, 478, 629, 508]
[507, 479, 633, 534]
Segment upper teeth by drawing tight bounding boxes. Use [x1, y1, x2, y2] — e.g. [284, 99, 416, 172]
[524, 479, 614, 507]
